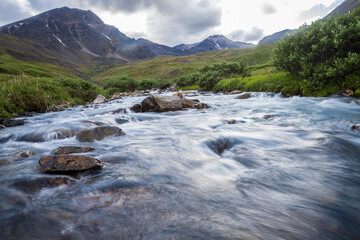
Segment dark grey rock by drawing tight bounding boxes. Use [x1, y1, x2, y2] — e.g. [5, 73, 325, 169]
[76, 126, 125, 142]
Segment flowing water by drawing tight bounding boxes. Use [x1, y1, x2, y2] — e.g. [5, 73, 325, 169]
[0, 92, 360, 240]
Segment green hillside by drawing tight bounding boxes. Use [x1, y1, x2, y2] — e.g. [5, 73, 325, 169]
[93, 43, 275, 83]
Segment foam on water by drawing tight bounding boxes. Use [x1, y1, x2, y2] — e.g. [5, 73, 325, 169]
[0, 92, 359, 239]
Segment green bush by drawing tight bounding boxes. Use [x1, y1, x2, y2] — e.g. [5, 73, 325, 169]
[175, 61, 251, 90]
[104, 75, 137, 94]
[273, 6, 360, 85]
[0, 76, 105, 118]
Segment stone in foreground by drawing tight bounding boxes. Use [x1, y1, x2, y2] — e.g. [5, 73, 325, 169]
[39, 155, 104, 173]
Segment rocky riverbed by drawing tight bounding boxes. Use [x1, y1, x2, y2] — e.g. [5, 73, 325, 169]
[0, 91, 359, 239]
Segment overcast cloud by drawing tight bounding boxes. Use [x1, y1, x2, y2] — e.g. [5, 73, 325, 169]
[0, 0, 345, 46]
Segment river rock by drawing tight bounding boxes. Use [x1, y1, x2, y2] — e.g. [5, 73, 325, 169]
[207, 138, 231, 155]
[53, 129, 76, 139]
[10, 176, 76, 193]
[351, 124, 360, 131]
[173, 92, 184, 99]
[82, 121, 104, 126]
[115, 117, 130, 124]
[195, 103, 210, 109]
[236, 93, 252, 99]
[76, 126, 125, 142]
[263, 115, 275, 119]
[112, 108, 127, 114]
[229, 90, 242, 95]
[130, 95, 208, 112]
[0, 118, 25, 127]
[93, 95, 107, 104]
[39, 155, 104, 173]
[181, 99, 196, 108]
[54, 146, 95, 155]
[46, 102, 70, 112]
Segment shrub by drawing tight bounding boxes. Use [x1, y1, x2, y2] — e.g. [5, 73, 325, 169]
[273, 6, 360, 85]
[175, 60, 251, 90]
[104, 75, 137, 94]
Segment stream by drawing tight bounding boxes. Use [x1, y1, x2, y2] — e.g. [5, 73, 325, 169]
[0, 92, 360, 239]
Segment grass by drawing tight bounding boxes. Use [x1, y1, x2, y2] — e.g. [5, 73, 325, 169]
[0, 75, 105, 118]
[174, 85, 199, 91]
[215, 71, 360, 97]
[93, 43, 276, 84]
[0, 54, 77, 78]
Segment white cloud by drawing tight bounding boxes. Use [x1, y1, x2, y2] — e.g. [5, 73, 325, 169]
[0, 0, 345, 45]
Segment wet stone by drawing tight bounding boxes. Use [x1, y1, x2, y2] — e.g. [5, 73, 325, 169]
[39, 155, 104, 173]
[82, 121, 104, 126]
[0, 118, 25, 127]
[76, 126, 125, 142]
[263, 115, 275, 119]
[115, 117, 130, 125]
[54, 146, 95, 155]
[10, 176, 76, 193]
[195, 103, 210, 109]
[207, 138, 232, 155]
[236, 93, 252, 99]
[351, 124, 360, 131]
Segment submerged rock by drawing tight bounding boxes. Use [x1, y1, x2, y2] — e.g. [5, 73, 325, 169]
[81, 121, 104, 126]
[0, 118, 25, 128]
[115, 117, 130, 125]
[207, 138, 232, 155]
[0, 150, 35, 167]
[39, 155, 104, 173]
[93, 95, 107, 104]
[263, 115, 275, 119]
[195, 103, 210, 109]
[10, 176, 76, 193]
[76, 126, 125, 142]
[351, 124, 360, 131]
[236, 92, 252, 99]
[54, 146, 95, 155]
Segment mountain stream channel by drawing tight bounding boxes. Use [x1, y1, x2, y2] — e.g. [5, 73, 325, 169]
[0, 91, 360, 239]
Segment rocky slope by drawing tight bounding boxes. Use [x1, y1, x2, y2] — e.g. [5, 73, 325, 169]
[174, 35, 254, 54]
[258, 29, 295, 45]
[324, 0, 360, 19]
[0, 7, 182, 62]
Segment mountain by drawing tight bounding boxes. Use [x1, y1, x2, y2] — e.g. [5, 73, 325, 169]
[174, 35, 254, 54]
[0, 7, 183, 64]
[258, 0, 360, 45]
[324, 0, 360, 19]
[258, 29, 296, 45]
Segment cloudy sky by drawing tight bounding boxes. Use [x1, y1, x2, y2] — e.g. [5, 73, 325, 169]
[0, 0, 344, 46]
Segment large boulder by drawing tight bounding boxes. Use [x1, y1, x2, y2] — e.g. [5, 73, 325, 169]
[39, 155, 104, 173]
[93, 94, 107, 104]
[54, 146, 95, 155]
[154, 95, 183, 111]
[76, 126, 125, 142]
[130, 95, 206, 113]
